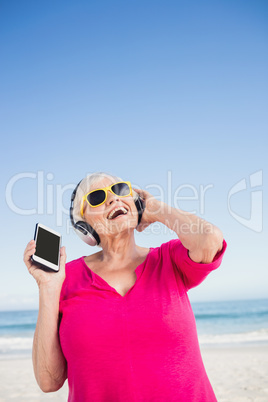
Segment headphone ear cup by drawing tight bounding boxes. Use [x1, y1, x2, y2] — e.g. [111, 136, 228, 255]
[134, 195, 145, 225]
[70, 180, 101, 246]
[74, 221, 100, 246]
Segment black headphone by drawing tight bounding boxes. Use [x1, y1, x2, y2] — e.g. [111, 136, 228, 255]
[70, 180, 145, 246]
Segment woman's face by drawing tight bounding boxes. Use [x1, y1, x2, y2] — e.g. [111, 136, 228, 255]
[83, 178, 139, 239]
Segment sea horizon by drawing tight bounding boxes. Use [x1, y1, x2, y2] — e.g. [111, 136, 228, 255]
[0, 298, 267, 358]
[0, 296, 267, 312]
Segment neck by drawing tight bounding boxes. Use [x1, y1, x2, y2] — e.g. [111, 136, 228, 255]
[99, 233, 141, 265]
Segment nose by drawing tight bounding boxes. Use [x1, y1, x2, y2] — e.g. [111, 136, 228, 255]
[106, 190, 119, 204]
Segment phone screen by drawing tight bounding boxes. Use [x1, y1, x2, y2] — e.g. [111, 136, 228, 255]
[35, 226, 60, 265]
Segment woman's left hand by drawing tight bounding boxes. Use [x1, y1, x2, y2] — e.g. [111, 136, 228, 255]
[133, 188, 163, 232]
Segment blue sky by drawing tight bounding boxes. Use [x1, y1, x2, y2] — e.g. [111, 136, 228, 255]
[1, 0, 267, 310]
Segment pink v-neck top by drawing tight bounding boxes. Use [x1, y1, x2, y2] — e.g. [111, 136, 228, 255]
[59, 239, 227, 401]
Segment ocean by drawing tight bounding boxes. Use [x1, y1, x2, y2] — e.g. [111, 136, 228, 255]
[0, 299, 267, 358]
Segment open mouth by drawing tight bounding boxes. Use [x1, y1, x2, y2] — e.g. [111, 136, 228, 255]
[107, 207, 128, 220]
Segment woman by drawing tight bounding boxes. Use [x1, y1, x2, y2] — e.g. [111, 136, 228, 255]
[24, 172, 227, 401]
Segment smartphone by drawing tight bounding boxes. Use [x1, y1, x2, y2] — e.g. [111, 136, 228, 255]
[31, 223, 61, 272]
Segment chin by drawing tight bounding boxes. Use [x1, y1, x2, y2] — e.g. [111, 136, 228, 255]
[108, 217, 137, 234]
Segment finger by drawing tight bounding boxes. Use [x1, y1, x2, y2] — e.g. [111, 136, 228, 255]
[23, 242, 37, 272]
[24, 241, 36, 260]
[133, 188, 146, 200]
[59, 246, 67, 273]
[23, 243, 35, 262]
[133, 188, 144, 195]
[24, 240, 35, 252]
[24, 240, 36, 254]
[60, 246, 66, 263]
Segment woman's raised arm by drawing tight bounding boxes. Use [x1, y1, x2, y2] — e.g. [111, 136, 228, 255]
[134, 188, 224, 264]
[23, 240, 67, 392]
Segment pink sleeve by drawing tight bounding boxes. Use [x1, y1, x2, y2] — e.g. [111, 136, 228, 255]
[169, 238, 227, 291]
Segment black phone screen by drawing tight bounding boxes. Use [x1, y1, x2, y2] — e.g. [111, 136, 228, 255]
[35, 227, 60, 265]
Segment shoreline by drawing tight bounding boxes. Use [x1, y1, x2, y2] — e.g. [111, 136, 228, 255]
[0, 344, 267, 401]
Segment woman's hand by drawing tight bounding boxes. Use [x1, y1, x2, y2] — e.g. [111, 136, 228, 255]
[24, 240, 68, 392]
[134, 188, 164, 232]
[23, 240, 66, 291]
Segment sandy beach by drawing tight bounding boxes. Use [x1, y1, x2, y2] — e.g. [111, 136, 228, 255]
[0, 345, 267, 401]
[201, 345, 268, 402]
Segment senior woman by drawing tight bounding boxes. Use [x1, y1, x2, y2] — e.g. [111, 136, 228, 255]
[24, 172, 227, 401]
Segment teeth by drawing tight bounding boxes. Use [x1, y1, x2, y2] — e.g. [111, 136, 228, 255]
[108, 207, 128, 220]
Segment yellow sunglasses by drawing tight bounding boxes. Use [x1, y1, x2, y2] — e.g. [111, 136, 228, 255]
[80, 181, 133, 217]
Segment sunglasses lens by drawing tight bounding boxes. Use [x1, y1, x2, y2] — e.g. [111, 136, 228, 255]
[88, 190, 106, 206]
[112, 182, 130, 196]
[86, 182, 131, 208]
